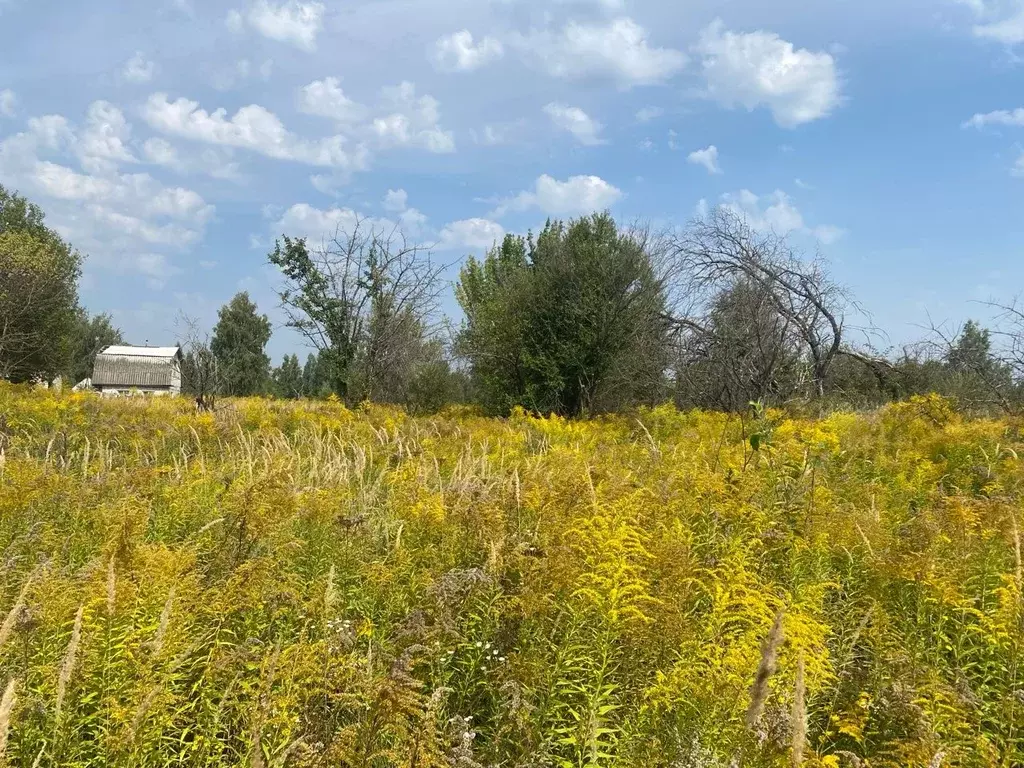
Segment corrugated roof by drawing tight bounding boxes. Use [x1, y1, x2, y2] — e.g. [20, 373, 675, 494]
[93, 353, 180, 388]
[100, 345, 180, 358]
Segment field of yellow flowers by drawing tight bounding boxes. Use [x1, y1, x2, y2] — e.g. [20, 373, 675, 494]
[0, 385, 1020, 767]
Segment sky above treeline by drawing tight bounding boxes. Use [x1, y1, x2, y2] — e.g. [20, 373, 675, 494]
[1, 0, 1023, 360]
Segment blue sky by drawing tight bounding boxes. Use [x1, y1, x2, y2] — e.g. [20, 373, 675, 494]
[1, 0, 1023, 361]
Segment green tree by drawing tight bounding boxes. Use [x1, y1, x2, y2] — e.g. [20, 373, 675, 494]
[457, 213, 671, 417]
[209, 292, 272, 396]
[946, 320, 995, 375]
[268, 219, 443, 403]
[301, 353, 327, 398]
[69, 310, 124, 384]
[273, 354, 303, 399]
[0, 186, 82, 382]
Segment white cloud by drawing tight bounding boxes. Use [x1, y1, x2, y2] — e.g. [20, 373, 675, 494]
[963, 107, 1024, 128]
[720, 189, 805, 234]
[543, 103, 605, 145]
[122, 52, 156, 84]
[432, 30, 504, 72]
[143, 137, 180, 168]
[712, 188, 844, 243]
[960, 0, 1024, 43]
[0, 104, 214, 282]
[231, 0, 325, 51]
[143, 137, 241, 180]
[635, 106, 663, 123]
[438, 218, 505, 250]
[687, 144, 721, 174]
[1014, 151, 1024, 176]
[77, 101, 135, 174]
[0, 89, 16, 118]
[667, 128, 679, 150]
[297, 77, 367, 123]
[471, 122, 522, 146]
[694, 20, 841, 127]
[270, 203, 399, 244]
[519, 17, 687, 87]
[142, 93, 371, 171]
[373, 82, 455, 153]
[493, 174, 623, 217]
[383, 188, 408, 211]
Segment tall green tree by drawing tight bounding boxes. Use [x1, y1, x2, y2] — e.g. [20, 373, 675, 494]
[0, 186, 82, 382]
[209, 292, 272, 396]
[272, 354, 303, 399]
[69, 310, 124, 384]
[301, 353, 326, 398]
[457, 213, 671, 417]
[268, 218, 443, 403]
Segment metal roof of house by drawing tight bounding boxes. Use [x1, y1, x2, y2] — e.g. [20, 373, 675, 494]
[100, 345, 180, 358]
[92, 345, 181, 388]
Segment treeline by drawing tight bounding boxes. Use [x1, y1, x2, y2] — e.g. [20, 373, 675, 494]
[3, 181, 1022, 416]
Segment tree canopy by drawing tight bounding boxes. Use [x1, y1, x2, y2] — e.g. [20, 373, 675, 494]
[210, 292, 273, 397]
[0, 185, 82, 382]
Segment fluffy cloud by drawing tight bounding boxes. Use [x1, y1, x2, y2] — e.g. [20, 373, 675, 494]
[493, 174, 623, 217]
[519, 18, 686, 87]
[719, 189, 805, 234]
[0, 102, 214, 281]
[694, 20, 841, 127]
[383, 188, 408, 211]
[0, 89, 16, 118]
[230, 0, 325, 51]
[143, 137, 242, 180]
[438, 218, 505, 250]
[142, 93, 370, 171]
[432, 30, 504, 72]
[543, 103, 605, 146]
[687, 145, 721, 174]
[959, 0, 1024, 43]
[297, 77, 367, 123]
[373, 82, 455, 153]
[270, 203, 397, 244]
[77, 101, 136, 174]
[711, 188, 844, 243]
[121, 52, 156, 84]
[963, 107, 1024, 128]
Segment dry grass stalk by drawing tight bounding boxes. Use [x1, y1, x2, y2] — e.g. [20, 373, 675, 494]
[324, 566, 337, 615]
[56, 605, 85, 719]
[746, 609, 785, 730]
[1011, 511, 1022, 589]
[791, 654, 806, 767]
[251, 641, 282, 768]
[106, 558, 116, 617]
[30, 746, 45, 768]
[0, 678, 17, 761]
[0, 569, 37, 654]
[130, 685, 162, 742]
[151, 587, 176, 656]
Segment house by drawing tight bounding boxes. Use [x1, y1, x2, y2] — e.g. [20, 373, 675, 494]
[91, 345, 183, 396]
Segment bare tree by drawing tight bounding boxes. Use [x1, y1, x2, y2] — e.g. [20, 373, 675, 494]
[668, 208, 854, 400]
[176, 313, 222, 412]
[269, 217, 446, 403]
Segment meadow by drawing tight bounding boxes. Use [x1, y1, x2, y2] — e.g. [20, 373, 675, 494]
[0, 385, 1020, 767]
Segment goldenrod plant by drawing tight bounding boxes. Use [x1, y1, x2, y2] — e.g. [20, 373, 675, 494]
[0, 385, 1020, 767]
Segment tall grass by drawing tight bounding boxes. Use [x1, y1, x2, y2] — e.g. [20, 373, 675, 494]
[0, 386, 1019, 766]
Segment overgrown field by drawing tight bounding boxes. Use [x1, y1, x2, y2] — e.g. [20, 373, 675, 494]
[0, 386, 1021, 767]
